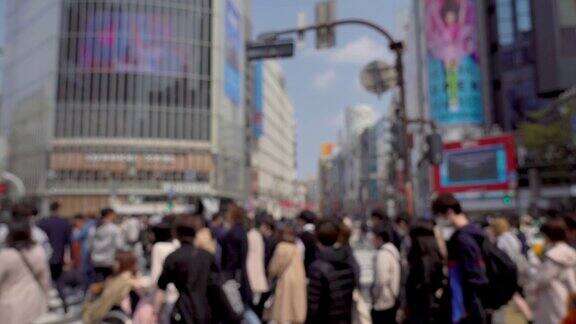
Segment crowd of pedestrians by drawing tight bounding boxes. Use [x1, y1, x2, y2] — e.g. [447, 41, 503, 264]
[0, 194, 575, 324]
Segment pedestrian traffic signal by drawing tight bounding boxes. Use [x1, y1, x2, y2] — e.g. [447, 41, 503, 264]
[502, 195, 512, 205]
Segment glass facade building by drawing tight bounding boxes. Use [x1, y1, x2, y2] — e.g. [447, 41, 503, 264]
[487, 0, 547, 130]
[55, 0, 212, 140]
[2, 0, 248, 213]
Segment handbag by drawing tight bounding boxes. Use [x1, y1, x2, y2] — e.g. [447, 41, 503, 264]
[222, 271, 246, 316]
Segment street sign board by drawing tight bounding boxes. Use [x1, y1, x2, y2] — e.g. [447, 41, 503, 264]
[247, 39, 295, 60]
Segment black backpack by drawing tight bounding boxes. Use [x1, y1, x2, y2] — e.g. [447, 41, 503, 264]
[478, 237, 518, 310]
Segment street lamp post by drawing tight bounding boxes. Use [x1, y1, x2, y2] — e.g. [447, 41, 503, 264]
[257, 18, 413, 215]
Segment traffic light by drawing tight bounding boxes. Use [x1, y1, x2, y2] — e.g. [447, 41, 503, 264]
[315, 0, 336, 49]
[426, 133, 443, 165]
[502, 194, 512, 205]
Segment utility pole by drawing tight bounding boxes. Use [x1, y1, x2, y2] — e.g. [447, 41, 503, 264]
[255, 18, 413, 216]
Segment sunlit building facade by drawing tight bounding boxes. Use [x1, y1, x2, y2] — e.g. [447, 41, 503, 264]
[2, 0, 249, 213]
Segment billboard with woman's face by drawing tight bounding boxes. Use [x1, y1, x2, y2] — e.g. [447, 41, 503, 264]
[425, 0, 485, 125]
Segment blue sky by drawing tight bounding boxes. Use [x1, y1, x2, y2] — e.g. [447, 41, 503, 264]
[251, 0, 409, 178]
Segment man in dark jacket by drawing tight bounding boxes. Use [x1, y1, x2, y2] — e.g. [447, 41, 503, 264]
[37, 201, 72, 282]
[432, 193, 489, 324]
[297, 210, 318, 276]
[154, 215, 240, 324]
[306, 219, 355, 324]
[219, 204, 253, 306]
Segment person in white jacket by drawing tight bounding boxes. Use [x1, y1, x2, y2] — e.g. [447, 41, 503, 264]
[371, 223, 401, 324]
[530, 218, 576, 324]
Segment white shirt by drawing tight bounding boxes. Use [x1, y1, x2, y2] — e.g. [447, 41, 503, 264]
[372, 243, 401, 311]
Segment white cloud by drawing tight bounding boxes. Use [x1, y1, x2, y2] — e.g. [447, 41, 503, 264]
[312, 69, 337, 89]
[329, 36, 390, 64]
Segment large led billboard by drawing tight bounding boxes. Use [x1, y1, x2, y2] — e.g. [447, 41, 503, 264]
[78, 11, 187, 75]
[433, 135, 517, 193]
[225, 0, 242, 106]
[425, 0, 485, 125]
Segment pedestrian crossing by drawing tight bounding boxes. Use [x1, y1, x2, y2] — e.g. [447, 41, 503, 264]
[34, 289, 83, 324]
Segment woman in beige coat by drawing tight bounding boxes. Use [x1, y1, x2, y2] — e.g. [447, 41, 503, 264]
[265, 225, 307, 323]
[0, 220, 50, 324]
[530, 219, 576, 324]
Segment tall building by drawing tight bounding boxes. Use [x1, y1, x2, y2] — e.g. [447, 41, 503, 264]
[2, 0, 250, 213]
[345, 104, 375, 144]
[485, 0, 548, 130]
[249, 60, 297, 217]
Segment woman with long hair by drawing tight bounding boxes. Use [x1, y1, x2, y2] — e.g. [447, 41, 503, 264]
[83, 250, 139, 323]
[265, 222, 307, 323]
[0, 218, 51, 324]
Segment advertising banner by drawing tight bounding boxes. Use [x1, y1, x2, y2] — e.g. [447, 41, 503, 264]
[225, 0, 242, 106]
[433, 135, 517, 193]
[320, 142, 335, 158]
[425, 0, 485, 125]
[79, 11, 187, 75]
[253, 61, 264, 138]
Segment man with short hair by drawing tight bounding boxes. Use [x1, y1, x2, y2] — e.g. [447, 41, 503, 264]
[306, 219, 355, 324]
[37, 201, 72, 282]
[154, 215, 239, 323]
[297, 210, 318, 275]
[89, 207, 124, 282]
[432, 193, 489, 324]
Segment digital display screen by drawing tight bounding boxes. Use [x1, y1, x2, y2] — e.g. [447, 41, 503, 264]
[79, 11, 187, 74]
[440, 145, 507, 187]
[224, 0, 242, 106]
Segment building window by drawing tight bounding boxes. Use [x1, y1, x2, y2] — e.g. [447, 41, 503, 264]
[515, 0, 532, 32]
[497, 0, 515, 46]
[56, 0, 212, 140]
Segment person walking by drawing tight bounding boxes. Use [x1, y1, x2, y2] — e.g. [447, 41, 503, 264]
[306, 219, 355, 324]
[247, 220, 269, 302]
[89, 207, 125, 283]
[432, 193, 489, 324]
[405, 220, 448, 324]
[530, 218, 576, 324]
[338, 222, 361, 288]
[0, 203, 52, 258]
[37, 201, 72, 283]
[0, 216, 51, 324]
[296, 210, 318, 275]
[154, 215, 240, 324]
[150, 220, 180, 323]
[371, 223, 402, 324]
[219, 204, 253, 307]
[191, 213, 217, 255]
[74, 213, 97, 289]
[265, 224, 307, 324]
[83, 251, 139, 323]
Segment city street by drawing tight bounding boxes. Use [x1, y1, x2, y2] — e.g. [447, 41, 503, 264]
[0, 0, 576, 323]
